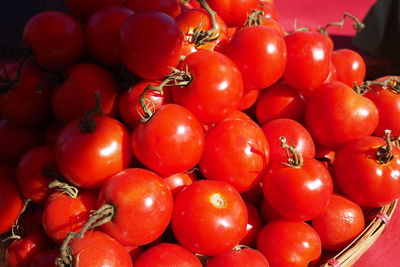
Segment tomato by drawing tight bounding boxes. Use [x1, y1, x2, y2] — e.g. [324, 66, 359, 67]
[262, 118, 315, 164]
[171, 50, 244, 124]
[240, 182, 263, 206]
[305, 81, 379, 150]
[16, 145, 55, 204]
[132, 104, 204, 176]
[120, 11, 183, 80]
[331, 49, 366, 87]
[206, 248, 269, 267]
[283, 31, 331, 96]
[255, 82, 306, 125]
[0, 61, 52, 126]
[55, 115, 132, 189]
[125, 245, 144, 264]
[23, 11, 84, 70]
[65, 0, 125, 22]
[172, 180, 248, 255]
[333, 135, 400, 207]
[238, 89, 260, 111]
[241, 202, 263, 247]
[207, 0, 259, 27]
[311, 194, 365, 251]
[257, 219, 321, 267]
[163, 172, 196, 199]
[30, 248, 59, 267]
[51, 63, 120, 124]
[126, 0, 181, 18]
[259, 1, 279, 22]
[323, 62, 337, 83]
[98, 168, 173, 246]
[224, 25, 286, 91]
[42, 190, 97, 243]
[199, 116, 269, 193]
[86, 5, 134, 67]
[262, 138, 333, 221]
[0, 175, 23, 234]
[133, 243, 202, 267]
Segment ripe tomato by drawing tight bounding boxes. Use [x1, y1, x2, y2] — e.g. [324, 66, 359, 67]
[224, 25, 286, 91]
[65, 0, 125, 22]
[305, 81, 378, 150]
[333, 135, 400, 207]
[257, 219, 321, 267]
[132, 104, 204, 176]
[163, 172, 196, 198]
[199, 116, 269, 193]
[126, 0, 181, 18]
[51, 63, 120, 124]
[0, 175, 23, 234]
[207, 0, 259, 27]
[238, 89, 260, 111]
[312, 194, 365, 251]
[171, 50, 244, 124]
[172, 180, 248, 255]
[134, 243, 202, 267]
[55, 115, 132, 189]
[98, 168, 173, 246]
[331, 49, 366, 87]
[241, 202, 263, 247]
[86, 5, 134, 67]
[23, 11, 84, 70]
[206, 248, 269, 267]
[323, 62, 338, 83]
[120, 11, 183, 80]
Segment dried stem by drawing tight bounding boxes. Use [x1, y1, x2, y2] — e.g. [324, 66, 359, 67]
[377, 130, 394, 164]
[280, 136, 303, 167]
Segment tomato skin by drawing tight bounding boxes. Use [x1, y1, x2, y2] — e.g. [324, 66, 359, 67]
[331, 49, 366, 87]
[311, 194, 365, 251]
[260, 198, 281, 222]
[133, 243, 202, 267]
[333, 136, 400, 207]
[120, 11, 183, 80]
[171, 50, 244, 124]
[305, 81, 379, 150]
[224, 25, 286, 91]
[323, 62, 338, 83]
[257, 219, 321, 267]
[132, 104, 204, 176]
[65, 0, 125, 22]
[126, 0, 181, 18]
[68, 231, 133, 267]
[206, 248, 269, 267]
[172, 180, 248, 256]
[262, 158, 333, 221]
[238, 89, 260, 111]
[283, 31, 331, 96]
[23, 11, 84, 70]
[55, 115, 132, 189]
[51, 63, 120, 124]
[241, 202, 263, 247]
[163, 172, 196, 199]
[199, 116, 269, 193]
[207, 0, 259, 27]
[0, 177, 24, 234]
[86, 5, 134, 67]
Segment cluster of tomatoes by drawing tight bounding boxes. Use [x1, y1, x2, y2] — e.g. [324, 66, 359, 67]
[1, 0, 400, 266]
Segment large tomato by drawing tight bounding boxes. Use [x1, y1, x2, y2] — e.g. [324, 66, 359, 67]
[331, 49, 366, 87]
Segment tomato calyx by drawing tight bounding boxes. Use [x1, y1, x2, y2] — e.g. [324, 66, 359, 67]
[356, 77, 400, 95]
[48, 180, 79, 199]
[377, 129, 395, 164]
[243, 9, 265, 27]
[280, 136, 303, 167]
[317, 12, 364, 36]
[78, 91, 103, 133]
[189, 0, 220, 46]
[56, 204, 115, 267]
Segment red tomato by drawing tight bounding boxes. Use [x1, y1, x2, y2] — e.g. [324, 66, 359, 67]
[255, 82, 306, 125]
[257, 219, 321, 267]
[206, 248, 269, 267]
[283, 31, 331, 96]
[98, 168, 173, 246]
[120, 11, 183, 80]
[259, 1, 279, 21]
[312, 194, 365, 251]
[125, 245, 144, 264]
[199, 116, 269, 193]
[132, 104, 204, 176]
[30, 248, 59, 267]
[305, 81, 378, 150]
[238, 89, 260, 111]
[51, 63, 120, 124]
[0, 177, 23, 234]
[241, 202, 263, 247]
[86, 5, 134, 66]
[163, 172, 196, 198]
[55, 115, 132, 189]
[42, 190, 97, 243]
[65, 0, 125, 22]
[240, 182, 263, 206]
[323, 62, 337, 83]
[207, 0, 259, 27]
[22, 11, 84, 70]
[224, 25, 286, 91]
[134, 243, 202, 267]
[262, 118, 315, 164]
[172, 180, 248, 255]
[126, 0, 181, 18]
[331, 49, 366, 87]
[171, 50, 244, 124]
[333, 135, 400, 207]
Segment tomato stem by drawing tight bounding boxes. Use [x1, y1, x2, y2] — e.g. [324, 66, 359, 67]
[191, 0, 220, 46]
[354, 77, 400, 95]
[78, 91, 103, 133]
[377, 130, 394, 164]
[318, 12, 364, 35]
[1, 199, 31, 243]
[280, 136, 303, 167]
[48, 180, 79, 199]
[0, 55, 29, 95]
[244, 9, 265, 27]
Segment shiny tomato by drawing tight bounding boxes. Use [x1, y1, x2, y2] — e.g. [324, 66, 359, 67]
[171, 50, 244, 124]
[305, 81, 378, 150]
[207, 0, 259, 27]
[163, 172, 196, 198]
[86, 5, 134, 66]
[224, 25, 286, 91]
[98, 168, 173, 246]
[323, 62, 338, 83]
[238, 89, 260, 111]
[312, 194, 365, 251]
[132, 104, 204, 176]
[199, 116, 269, 193]
[206, 248, 269, 267]
[23, 11, 84, 70]
[257, 219, 321, 267]
[120, 11, 183, 80]
[65, 0, 125, 22]
[241, 202, 263, 247]
[172, 180, 248, 255]
[55, 115, 132, 189]
[331, 49, 366, 87]
[126, 0, 181, 18]
[0, 175, 24, 234]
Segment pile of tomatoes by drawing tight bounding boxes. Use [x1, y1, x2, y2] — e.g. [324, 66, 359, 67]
[1, 0, 400, 266]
